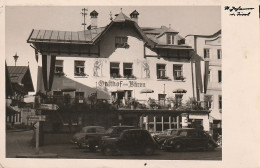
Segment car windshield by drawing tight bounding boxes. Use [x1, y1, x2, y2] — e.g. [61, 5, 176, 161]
[81, 127, 88, 133]
[177, 130, 188, 136]
[168, 130, 178, 135]
[105, 128, 114, 134]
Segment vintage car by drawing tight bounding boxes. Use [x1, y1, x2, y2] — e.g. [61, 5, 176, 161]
[71, 126, 105, 150]
[100, 129, 158, 156]
[153, 129, 179, 147]
[102, 125, 137, 139]
[162, 128, 218, 152]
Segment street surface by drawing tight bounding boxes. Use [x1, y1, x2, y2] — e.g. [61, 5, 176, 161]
[6, 130, 221, 160]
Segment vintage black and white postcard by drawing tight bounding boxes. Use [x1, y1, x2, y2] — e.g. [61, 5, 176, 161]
[1, 1, 260, 168]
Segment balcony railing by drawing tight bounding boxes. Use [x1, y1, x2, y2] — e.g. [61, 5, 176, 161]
[38, 95, 209, 111]
[44, 96, 88, 107]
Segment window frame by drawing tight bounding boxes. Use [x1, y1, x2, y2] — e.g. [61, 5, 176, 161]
[166, 33, 174, 45]
[74, 61, 86, 76]
[55, 60, 64, 74]
[115, 36, 128, 48]
[110, 62, 120, 78]
[204, 48, 210, 59]
[204, 95, 213, 109]
[208, 69, 211, 82]
[217, 49, 222, 59]
[156, 64, 167, 79]
[218, 95, 222, 110]
[173, 64, 183, 80]
[218, 70, 222, 83]
[123, 63, 134, 78]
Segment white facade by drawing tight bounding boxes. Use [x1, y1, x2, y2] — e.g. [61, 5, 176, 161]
[31, 12, 211, 131]
[186, 30, 222, 126]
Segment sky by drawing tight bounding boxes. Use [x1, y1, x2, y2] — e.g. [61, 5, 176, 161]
[5, 6, 221, 91]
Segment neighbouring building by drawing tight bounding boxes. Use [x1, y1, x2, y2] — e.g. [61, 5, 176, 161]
[186, 30, 222, 134]
[27, 10, 211, 134]
[6, 65, 35, 126]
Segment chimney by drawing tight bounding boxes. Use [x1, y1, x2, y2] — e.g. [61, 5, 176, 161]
[130, 10, 139, 23]
[90, 10, 98, 29]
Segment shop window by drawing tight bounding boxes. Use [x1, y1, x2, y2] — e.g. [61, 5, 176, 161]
[110, 62, 120, 78]
[173, 64, 183, 80]
[167, 33, 174, 44]
[55, 60, 64, 74]
[157, 64, 167, 79]
[205, 95, 213, 109]
[158, 94, 166, 106]
[217, 49, 222, 59]
[53, 91, 62, 97]
[74, 61, 85, 76]
[158, 94, 166, 101]
[218, 95, 222, 110]
[125, 90, 132, 100]
[123, 63, 134, 78]
[218, 70, 222, 83]
[115, 37, 129, 48]
[204, 48, 210, 58]
[75, 92, 84, 98]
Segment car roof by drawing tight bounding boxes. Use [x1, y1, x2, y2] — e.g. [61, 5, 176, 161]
[123, 129, 146, 132]
[82, 126, 105, 128]
[111, 125, 136, 128]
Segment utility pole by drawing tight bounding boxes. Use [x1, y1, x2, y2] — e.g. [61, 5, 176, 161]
[81, 8, 88, 32]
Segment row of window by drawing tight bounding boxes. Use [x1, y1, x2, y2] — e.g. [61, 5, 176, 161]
[205, 95, 222, 110]
[55, 60, 185, 80]
[204, 49, 222, 59]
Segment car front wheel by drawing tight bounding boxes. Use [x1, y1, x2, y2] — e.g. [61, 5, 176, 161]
[206, 142, 215, 151]
[103, 146, 114, 156]
[77, 143, 83, 149]
[174, 142, 184, 152]
[143, 146, 154, 155]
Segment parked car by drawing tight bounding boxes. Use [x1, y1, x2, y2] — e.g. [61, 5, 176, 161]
[162, 128, 218, 152]
[71, 126, 105, 150]
[100, 129, 158, 156]
[153, 129, 179, 147]
[102, 125, 137, 139]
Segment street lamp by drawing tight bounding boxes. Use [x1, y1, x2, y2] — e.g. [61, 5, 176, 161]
[13, 53, 19, 66]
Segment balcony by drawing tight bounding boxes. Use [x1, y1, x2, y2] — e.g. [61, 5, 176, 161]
[39, 95, 209, 112]
[45, 96, 88, 107]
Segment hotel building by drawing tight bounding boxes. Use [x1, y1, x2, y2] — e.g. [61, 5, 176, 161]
[28, 10, 211, 133]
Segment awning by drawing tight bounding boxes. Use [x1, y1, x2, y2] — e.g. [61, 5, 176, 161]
[61, 88, 76, 92]
[140, 89, 154, 94]
[112, 90, 125, 93]
[173, 89, 187, 93]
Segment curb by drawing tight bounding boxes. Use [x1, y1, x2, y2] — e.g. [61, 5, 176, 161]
[16, 153, 58, 158]
[7, 129, 33, 133]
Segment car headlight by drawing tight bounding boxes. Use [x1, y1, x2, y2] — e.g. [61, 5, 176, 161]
[170, 140, 174, 145]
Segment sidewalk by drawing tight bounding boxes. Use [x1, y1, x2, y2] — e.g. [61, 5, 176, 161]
[6, 130, 58, 158]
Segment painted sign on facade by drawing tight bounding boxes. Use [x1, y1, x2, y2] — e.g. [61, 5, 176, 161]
[98, 80, 146, 88]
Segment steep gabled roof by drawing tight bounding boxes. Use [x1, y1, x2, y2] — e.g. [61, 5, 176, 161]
[7, 66, 34, 92]
[27, 27, 106, 44]
[8, 66, 29, 83]
[27, 11, 190, 50]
